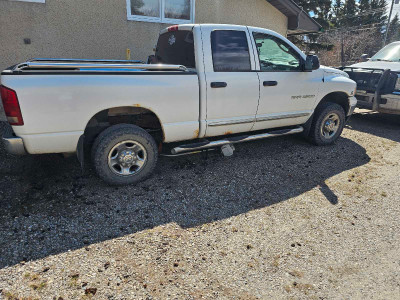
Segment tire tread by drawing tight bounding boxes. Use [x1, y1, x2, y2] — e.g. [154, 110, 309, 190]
[308, 102, 345, 146]
[92, 124, 158, 185]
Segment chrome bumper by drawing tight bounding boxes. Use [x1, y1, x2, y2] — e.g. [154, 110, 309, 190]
[2, 124, 27, 155]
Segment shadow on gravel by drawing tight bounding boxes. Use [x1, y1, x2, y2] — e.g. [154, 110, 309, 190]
[0, 120, 370, 268]
[346, 110, 400, 142]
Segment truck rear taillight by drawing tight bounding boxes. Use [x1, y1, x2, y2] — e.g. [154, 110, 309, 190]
[168, 25, 179, 32]
[0, 85, 24, 126]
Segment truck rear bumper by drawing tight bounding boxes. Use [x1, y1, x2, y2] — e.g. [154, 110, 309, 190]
[2, 124, 27, 155]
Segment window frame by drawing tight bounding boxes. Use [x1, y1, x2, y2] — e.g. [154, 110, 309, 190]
[252, 32, 304, 73]
[9, 0, 45, 3]
[211, 30, 253, 73]
[126, 0, 195, 24]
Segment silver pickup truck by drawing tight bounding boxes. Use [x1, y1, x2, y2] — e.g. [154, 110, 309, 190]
[344, 42, 400, 114]
[1, 24, 357, 185]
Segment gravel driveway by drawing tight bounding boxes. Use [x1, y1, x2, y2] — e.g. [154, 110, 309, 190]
[0, 110, 399, 299]
[0, 102, 5, 122]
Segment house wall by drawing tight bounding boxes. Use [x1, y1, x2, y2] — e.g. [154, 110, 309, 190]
[0, 0, 287, 73]
[196, 0, 287, 33]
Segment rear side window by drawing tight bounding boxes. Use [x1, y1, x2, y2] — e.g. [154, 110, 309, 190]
[211, 30, 251, 72]
[155, 30, 195, 68]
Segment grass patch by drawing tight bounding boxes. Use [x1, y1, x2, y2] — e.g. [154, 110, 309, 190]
[29, 281, 47, 291]
[288, 270, 304, 278]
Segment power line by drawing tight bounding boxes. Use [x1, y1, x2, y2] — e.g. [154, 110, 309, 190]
[347, 9, 386, 18]
[322, 21, 385, 33]
[330, 7, 387, 19]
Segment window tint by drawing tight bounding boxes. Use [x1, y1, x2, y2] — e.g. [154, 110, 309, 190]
[211, 31, 251, 72]
[155, 31, 195, 68]
[253, 33, 301, 71]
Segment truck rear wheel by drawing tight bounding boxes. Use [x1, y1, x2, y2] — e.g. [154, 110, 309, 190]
[91, 124, 158, 185]
[309, 102, 345, 146]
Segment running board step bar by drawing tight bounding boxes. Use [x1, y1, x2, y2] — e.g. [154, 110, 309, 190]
[171, 127, 304, 155]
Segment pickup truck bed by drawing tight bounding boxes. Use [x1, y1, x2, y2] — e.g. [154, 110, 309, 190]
[2, 58, 199, 154]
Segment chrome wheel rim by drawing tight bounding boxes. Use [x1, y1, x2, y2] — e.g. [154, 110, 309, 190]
[321, 113, 340, 139]
[107, 140, 147, 176]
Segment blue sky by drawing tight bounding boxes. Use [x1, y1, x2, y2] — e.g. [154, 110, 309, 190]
[389, 1, 400, 16]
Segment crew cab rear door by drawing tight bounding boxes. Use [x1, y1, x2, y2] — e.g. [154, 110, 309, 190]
[200, 25, 260, 137]
[248, 28, 323, 131]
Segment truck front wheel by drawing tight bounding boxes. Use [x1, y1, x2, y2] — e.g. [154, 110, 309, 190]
[309, 102, 345, 146]
[92, 124, 158, 185]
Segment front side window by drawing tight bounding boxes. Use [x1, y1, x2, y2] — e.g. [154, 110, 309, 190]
[253, 33, 301, 72]
[127, 0, 194, 24]
[211, 30, 251, 72]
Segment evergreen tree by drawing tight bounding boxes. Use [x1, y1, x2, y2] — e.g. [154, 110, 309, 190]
[332, 0, 344, 27]
[387, 14, 400, 43]
[342, 0, 358, 27]
[366, 0, 387, 26]
[295, 0, 333, 29]
[291, 0, 398, 64]
[358, 0, 371, 25]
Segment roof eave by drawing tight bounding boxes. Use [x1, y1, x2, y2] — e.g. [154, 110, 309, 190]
[267, 0, 322, 35]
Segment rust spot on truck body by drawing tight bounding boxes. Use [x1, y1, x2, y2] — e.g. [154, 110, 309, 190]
[193, 129, 199, 139]
[224, 131, 233, 135]
[133, 104, 141, 107]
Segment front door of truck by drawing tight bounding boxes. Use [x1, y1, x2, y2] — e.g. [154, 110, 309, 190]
[248, 30, 322, 131]
[201, 26, 260, 137]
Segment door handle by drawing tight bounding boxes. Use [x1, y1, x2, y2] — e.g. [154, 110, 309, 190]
[211, 82, 228, 88]
[263, 81, 278, 87]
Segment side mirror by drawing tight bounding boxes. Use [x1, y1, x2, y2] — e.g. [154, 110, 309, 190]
[304, 55, 320, 71]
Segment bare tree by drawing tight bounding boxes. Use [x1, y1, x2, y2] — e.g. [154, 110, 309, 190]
[312, 27, 379, 67]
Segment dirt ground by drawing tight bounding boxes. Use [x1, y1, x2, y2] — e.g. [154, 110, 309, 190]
[0, 110, 399, 300]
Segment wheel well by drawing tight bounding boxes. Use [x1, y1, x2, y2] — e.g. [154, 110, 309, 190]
[84, 106, 164, 148]
[317, 92, 350, 115]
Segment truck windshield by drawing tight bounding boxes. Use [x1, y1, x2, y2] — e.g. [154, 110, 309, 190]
[371, 43, 400, 62]
[155, 30, 195, 68]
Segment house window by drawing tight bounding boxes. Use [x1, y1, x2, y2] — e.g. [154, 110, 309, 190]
[9, 0, 45, 3]
[127, 0, 195, 24]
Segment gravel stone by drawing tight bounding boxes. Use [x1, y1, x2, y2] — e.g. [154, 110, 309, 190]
[0, 110, 399, 299]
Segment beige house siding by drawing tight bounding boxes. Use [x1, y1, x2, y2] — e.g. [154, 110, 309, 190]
[196, 0, 287, 34]
[0, 0, 288, 72]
